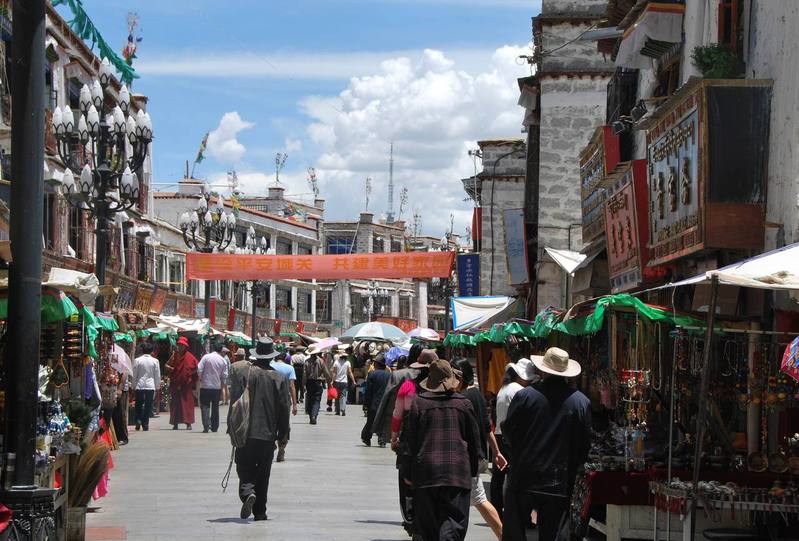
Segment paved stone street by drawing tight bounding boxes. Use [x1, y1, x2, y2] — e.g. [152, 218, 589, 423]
[85, 405, 497, 540]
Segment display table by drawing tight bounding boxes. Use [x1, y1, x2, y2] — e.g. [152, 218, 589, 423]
[649, 482, 799, 541]
[576, 470, 785, 541]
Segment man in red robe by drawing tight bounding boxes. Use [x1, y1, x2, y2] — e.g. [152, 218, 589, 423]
[167, 336, 199, 430]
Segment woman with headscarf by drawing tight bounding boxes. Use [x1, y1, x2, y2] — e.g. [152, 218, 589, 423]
[166, 336, 199, 430]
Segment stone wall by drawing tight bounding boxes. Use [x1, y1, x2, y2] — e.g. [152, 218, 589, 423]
[748, 1, 799, 247]
[479, 177, 526, 297]
[535, 76, 609, 310]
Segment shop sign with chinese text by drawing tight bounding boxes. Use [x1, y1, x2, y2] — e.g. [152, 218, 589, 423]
[456, 254, 480, 296]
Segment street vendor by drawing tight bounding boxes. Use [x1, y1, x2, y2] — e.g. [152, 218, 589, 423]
[166, 336, 199, 430]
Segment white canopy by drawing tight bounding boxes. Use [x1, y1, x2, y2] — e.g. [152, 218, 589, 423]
[155, 314, 210, 333]
[45, 267, 100, 306]
[648, 242, 799, 291]
[544, 248, 587, 276]
[451, 296, 518, 331]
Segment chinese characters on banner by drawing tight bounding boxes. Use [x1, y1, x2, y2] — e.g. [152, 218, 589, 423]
[186, 251, 456, 281]
[502, 208, 529, 286]
[456, 254, 480, 296]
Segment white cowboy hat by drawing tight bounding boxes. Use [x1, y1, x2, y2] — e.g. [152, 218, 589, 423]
[506, 358, 535, 381]
[530, 347, 581, 378]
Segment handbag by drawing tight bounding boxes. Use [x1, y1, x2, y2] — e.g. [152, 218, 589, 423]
[227, 363, 253, 448]
[327, 385, 339, 400]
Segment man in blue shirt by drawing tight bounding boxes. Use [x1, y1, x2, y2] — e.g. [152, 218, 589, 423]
[270, 351, 297, 462]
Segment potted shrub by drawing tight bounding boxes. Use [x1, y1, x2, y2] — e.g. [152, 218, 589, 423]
[691, 44, 741, 78]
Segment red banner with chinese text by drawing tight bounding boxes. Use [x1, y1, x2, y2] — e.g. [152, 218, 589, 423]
[186, 252, 456, 281]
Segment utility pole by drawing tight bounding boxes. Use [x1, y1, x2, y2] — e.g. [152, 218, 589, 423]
[3, 0, 57, 536]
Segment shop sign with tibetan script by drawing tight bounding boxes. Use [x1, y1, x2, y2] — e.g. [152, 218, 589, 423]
[133, 285, 154, 313]
[176, 296, 193, 318]
[580, 126, 620, 245]
[149, 287, 168, 315]
[646, 90, 702, 264]
[114, 281, 137, 311]
[604, 161, 648, 292]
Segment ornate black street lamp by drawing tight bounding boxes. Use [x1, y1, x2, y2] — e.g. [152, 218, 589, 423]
[363, 279, 390, 322]
[177, 182, 236, 319]
[52, 57, 153, 311]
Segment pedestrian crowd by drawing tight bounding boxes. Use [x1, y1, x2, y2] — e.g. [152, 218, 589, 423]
[125, 333, 591, 540]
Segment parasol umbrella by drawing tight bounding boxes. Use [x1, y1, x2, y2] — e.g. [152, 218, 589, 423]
[340, 322, 409, 344]
[307, 336, 341, 355]
[408, 327, 442, 342]
[385, 346, 410, 367]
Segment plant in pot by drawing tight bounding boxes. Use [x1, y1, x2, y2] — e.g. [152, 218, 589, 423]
[691, 43, 741, 78]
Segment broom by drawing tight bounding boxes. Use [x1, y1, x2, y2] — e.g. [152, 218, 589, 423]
[68, 442, 111, 508]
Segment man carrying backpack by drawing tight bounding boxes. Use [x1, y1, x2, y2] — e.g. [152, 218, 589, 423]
[228, 337, 290, 521]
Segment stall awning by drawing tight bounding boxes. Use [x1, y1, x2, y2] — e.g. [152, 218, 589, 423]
[155, 314, 210, 333]
[615, 2, 685, 69]
[451, 296, 517, 331]
[644, 242, 799, 292]
[544, 248, 586, 276]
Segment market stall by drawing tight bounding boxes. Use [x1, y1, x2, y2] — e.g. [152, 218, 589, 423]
[0, 268, 128, 539]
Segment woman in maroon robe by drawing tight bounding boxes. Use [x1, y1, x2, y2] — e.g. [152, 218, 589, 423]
[166, 337, 199, 430]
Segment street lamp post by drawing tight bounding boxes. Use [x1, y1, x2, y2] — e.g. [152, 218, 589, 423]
[52, 58, 153, 311]
[363, 279, 390, 322]
[178, 183, 236, 319]
[245, 227, 273, 346]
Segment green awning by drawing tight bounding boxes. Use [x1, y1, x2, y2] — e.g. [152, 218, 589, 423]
[444, 294, 705, 345]
[82, 307, 119, 332]
[113, 332, 133, 343]
[0, 288, 79, 323]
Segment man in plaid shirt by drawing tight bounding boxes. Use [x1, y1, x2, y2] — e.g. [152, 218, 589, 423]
[401, 359, 482, 541]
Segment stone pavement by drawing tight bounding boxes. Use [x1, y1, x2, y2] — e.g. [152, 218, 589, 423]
[85, 404, 498, 540]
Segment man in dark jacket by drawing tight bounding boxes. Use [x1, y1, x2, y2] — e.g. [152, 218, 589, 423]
[228, 337, 290, 521]
[501, 348, 591, 541]
[402, 359, 482, 541]
[361, 355, 391, 447]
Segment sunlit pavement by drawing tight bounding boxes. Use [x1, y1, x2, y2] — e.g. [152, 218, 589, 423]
[85, 404, 497, 540]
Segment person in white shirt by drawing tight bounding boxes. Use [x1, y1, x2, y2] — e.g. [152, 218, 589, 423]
[197, 341, 230, 433]
[490, 358, 535, 516]
[132, 342, 161, 432]
[332, 353, 355, 416]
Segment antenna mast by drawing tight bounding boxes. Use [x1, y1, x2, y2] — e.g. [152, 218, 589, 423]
[398, 187, 408, 220]
[307, 167, 319, 197]
[386, 142, 395, 223]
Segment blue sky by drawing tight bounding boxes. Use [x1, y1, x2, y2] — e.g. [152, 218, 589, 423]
[59, 0, 541, 236]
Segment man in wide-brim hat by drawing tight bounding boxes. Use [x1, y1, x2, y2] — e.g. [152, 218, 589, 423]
[401, 359, 482, 541]
[501, 348, 591, 541]
[228, 336, 290, 521]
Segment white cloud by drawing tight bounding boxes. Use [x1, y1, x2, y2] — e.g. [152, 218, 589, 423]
[302, 46, 530, 236]
[137, 47, 503, 80]
[284, 137, 303, 153]
[206, 112, 255, 164]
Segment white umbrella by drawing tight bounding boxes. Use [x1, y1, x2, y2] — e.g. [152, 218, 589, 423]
[340, 322, 409, 344]
[306, 337, 341, 355]
[408, 327, 441, 342]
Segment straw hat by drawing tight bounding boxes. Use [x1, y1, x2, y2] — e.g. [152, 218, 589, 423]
[530, 347, 581, 378]
[420, 359, 460, 393]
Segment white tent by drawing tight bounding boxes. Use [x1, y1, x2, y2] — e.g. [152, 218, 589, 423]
[451, 296, 519, 331]
[647, 242, 799, 291]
